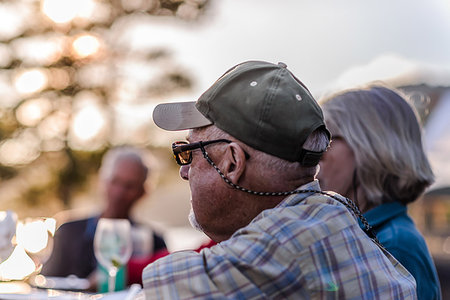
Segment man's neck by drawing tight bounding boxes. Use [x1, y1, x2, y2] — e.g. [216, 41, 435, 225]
[101, 209, 130, 219]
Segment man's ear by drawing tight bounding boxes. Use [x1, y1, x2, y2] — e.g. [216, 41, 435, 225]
[221, 142, 247, 184]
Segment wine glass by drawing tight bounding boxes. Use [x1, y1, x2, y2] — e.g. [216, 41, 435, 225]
[15, 217, 56, 273]
[94, 218, 132, 293]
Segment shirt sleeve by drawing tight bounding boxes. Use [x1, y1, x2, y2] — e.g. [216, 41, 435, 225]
[142, 250, 226, 300]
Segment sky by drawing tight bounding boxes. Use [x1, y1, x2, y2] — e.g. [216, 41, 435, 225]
[121, 0, 450, 98]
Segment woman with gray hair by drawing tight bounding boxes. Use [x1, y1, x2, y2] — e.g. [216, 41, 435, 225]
[318, 85, 441, 300]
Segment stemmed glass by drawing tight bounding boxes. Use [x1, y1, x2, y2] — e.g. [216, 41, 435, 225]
[94, 218, 132, 293]
[16, 217, 56, 273]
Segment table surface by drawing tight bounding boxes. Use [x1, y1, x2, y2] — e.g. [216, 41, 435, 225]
[0, 281, 141, 299]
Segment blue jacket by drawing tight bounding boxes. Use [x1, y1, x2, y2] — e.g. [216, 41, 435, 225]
[364, 202, 441, 300]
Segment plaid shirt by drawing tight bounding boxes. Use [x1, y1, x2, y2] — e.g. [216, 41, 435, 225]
[142, 181, 416, 299]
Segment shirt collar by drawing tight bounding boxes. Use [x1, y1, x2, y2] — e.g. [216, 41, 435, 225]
[277, 180, 322, 208]
[363, 202, 407, 228]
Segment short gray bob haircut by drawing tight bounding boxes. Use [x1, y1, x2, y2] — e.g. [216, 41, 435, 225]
[321, 84, 434, 206]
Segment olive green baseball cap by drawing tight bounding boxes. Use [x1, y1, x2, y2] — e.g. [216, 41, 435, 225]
[153, 60, 330, 166]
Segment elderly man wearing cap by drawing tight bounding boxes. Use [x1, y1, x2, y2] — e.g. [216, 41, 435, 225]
[142, 61, 416, 299]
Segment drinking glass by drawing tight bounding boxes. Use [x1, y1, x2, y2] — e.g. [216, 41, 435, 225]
[15, 217, 56, 273]
[94, 218, 132, 293]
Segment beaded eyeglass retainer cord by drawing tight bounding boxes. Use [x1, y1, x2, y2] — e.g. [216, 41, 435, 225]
[198, 142, 382, 248]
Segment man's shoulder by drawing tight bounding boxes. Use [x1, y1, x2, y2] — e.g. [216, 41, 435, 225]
[270, 190, 356, 226]
[239, 192, 361, 253]
[56, 216, 95, 235]
[61, 216, 93, 226]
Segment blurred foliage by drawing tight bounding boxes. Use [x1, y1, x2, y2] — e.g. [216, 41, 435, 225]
[57, 148, 107, 206]
[0, 165, 17, 180]
[0, 0, 210, 212]
[0, 109, 21, 139]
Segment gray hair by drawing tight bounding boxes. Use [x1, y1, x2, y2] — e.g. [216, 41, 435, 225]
[203, 126, 329, 181]
[99, 146, 149, 183]
[321, 84, 434, 206]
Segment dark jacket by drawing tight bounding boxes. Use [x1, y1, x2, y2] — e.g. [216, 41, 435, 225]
[42, 216, 166, 278]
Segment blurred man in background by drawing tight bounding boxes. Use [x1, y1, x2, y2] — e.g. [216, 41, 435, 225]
[42, 146, 166, 289]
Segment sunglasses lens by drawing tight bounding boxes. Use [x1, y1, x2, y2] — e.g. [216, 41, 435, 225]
[172, 141, 191, 165]
[178, 151, 191, 165]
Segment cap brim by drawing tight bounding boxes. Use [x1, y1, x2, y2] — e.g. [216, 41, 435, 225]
[152, 101, 212, 131]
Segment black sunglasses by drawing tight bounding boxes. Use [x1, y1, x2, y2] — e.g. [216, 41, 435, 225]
[172, 139, 231, 165]
[172, 139, 250, 166]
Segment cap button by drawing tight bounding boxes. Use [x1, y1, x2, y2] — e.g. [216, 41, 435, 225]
[278, 62, 287, 68]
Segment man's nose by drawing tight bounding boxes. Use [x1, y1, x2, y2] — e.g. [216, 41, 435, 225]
[180, 165, 189, 180]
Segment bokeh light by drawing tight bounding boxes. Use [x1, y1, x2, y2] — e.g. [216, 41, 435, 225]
[75, 0, 97, 19]
[0, 71, 20, 108]
[0, 130, 41, 166]
[0, 43, 13, 68]
[76, 63, 109, 88]
[72, 34, 101, 59]
[72, 106, 107, 141]
[41, 0, 99, 24]
[12, 34, 64, 66]
[14, 69, 48, 95]
[37, 111, 69, 141]
[0, 2, 33, 41]
[15, 97, 53, 127]
[47, 68, 71, 90]
[41, 0, 79, 24]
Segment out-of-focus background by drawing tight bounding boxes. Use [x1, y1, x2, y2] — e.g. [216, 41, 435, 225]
[1, 0, 450, 295]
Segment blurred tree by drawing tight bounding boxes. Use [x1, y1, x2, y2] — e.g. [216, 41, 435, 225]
[0, 0, 210, 212]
